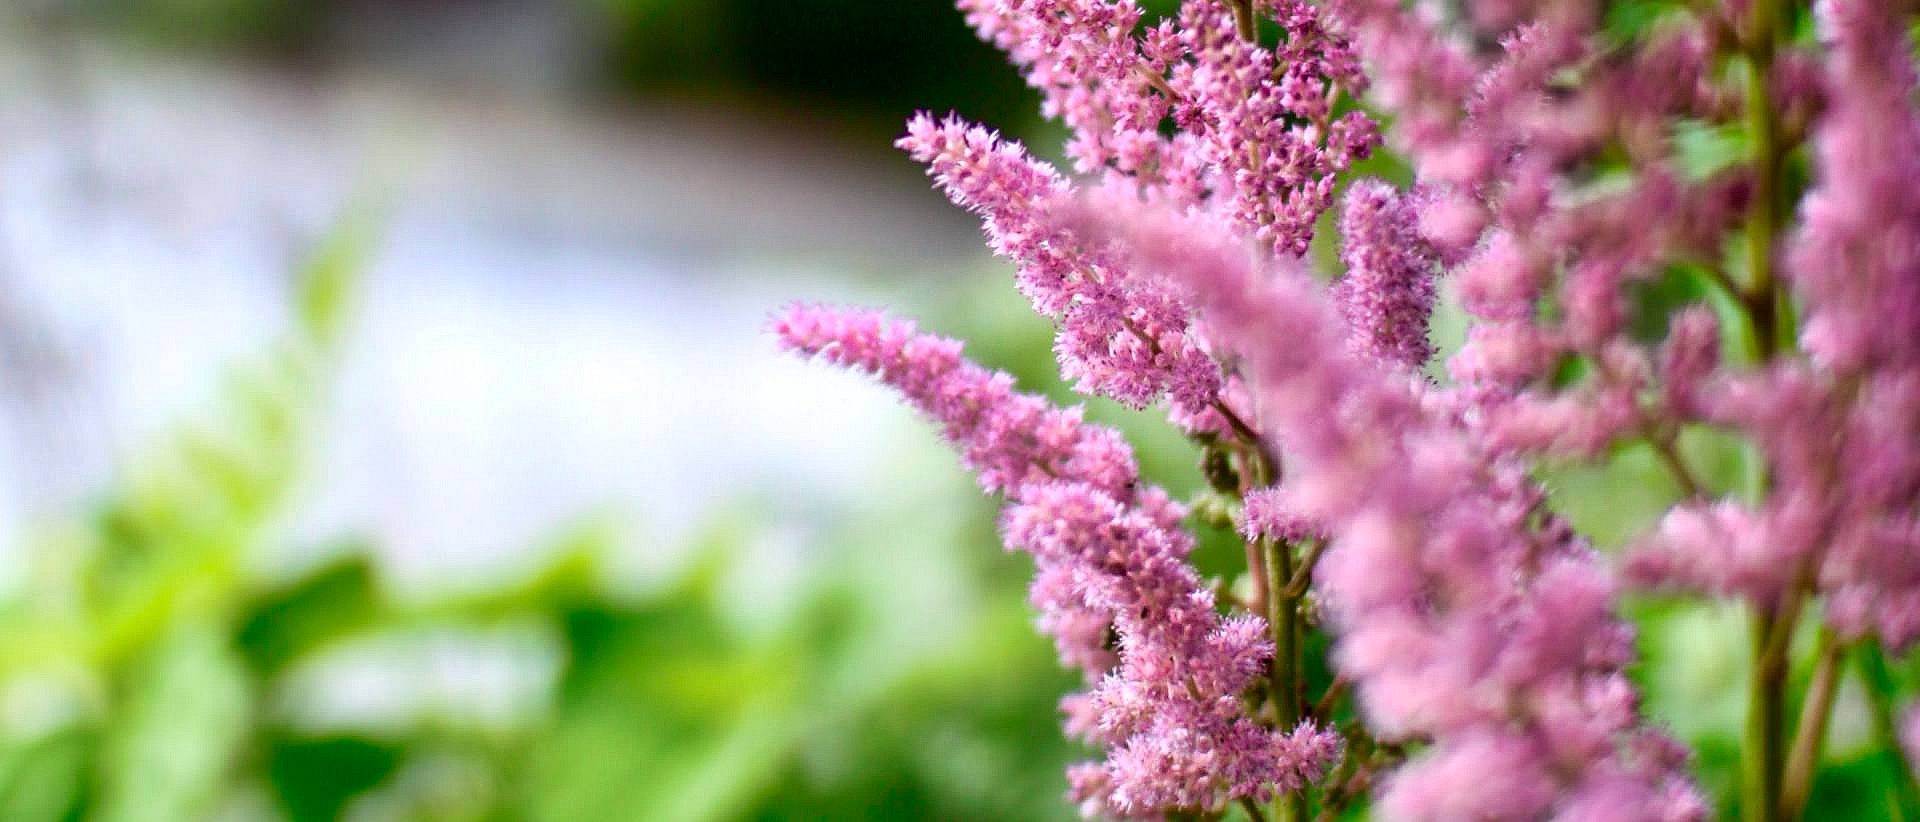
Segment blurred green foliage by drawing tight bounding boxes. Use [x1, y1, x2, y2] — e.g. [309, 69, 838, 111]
[592, 0, 1038, 136]
[53, 0, 1045, 145]
[0, 224, 1091, 821]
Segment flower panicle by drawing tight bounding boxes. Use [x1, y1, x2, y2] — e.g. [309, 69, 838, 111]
[1332, 180, 1439, 371]
[896, 114, 1225, 425]
[773, 303, 1339, 816]
[771, 302, 1139, 500]
[779, 0, 1920, 813]
[1075, 199, 1706, 820]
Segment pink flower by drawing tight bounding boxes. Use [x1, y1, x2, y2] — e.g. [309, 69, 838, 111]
[776, 0, 1920, 813]
[1075, 200, 1701, 818]
[1332, 180, 1439, 371]
[897, 114, 1224, 420]
[776, 303, 1338, 815]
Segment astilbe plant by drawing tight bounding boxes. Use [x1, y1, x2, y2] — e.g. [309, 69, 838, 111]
[773, 0, 1920, 818]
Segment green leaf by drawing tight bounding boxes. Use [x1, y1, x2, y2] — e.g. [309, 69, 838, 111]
[267, 736, 400, 822]
[513, 591, 806, 822]
[1627, 266, 1711, 343]
[1540, 442, 1685, 551]
[95, 626, 251, 822]
[235, 553, 383, 678]
[1603, 0, 1693, 45]
[0, 727, 93, 822]
[1676, 424, 1764, 504]
[1672, 120, 1751, 182]
[295, 205, 382, 353]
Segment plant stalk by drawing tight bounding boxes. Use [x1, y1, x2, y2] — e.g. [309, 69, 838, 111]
[1742, 0, 1785, 359]
[1282, 538, 1328, 598]
[1239, 797, 1269, 822]
[1747, 607, 1789, 822]
[1227, 0, 1257, 41]
[1267, 539, 1305, 822]
[1246, 538, 1272, 630]
[1780, 630, 1846, 818]
[1737, 0, 1794, 810]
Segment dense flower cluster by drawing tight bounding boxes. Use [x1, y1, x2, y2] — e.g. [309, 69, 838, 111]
[1081, 205, 1705, 819]
[897, 116, 1223, 420]
[1776, 0, 1920, 650]
[773, 305, 1339, 814]
[778, 0, 1920, 816]
[1331, 180, 1437, 372]
[953, 0, 1377, 254]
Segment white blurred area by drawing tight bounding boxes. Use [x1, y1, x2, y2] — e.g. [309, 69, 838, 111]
[0, 16, 986, 590]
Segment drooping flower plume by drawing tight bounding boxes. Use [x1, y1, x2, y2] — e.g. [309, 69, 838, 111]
[773, 304, 1339, 815]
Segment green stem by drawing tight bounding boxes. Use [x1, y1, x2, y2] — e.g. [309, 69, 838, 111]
[1212, 398, 1278, 485]
[1282, 538, 1328, 598]
[1737, 0, 1795, 811]
[1239, 797, 1269, 822]
[1746, 606, 1791, 822]
[1246, 539, 1272, 631]
[1310, 675, 1348, 722]
[1227, 0, 1256, 41]
[1780, 630, 1846, 819]
[1267, 541, 1300, 727]
[1266, 539, 1305, 822]
[1742, 0, 1785, 359]
[1650, 434, 1704, 500]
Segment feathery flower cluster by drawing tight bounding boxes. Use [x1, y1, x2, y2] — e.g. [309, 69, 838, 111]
[1325, 0, 1919, 643]
[771, 304, 1138, 502]
[1080, 204, 1704, 819]
[1240, 485, 1324, 544]
[1776, 0, 1920, 649]
[1168, 0, 1376, 254]
[1332, 180, 1438, 371]
[956, 0, 1169, 177]
[1405, 0, 1920, 660]
[1011, 484, 1340, 814]
[1317, 0, 1918, 813]
[906, 0, 1381, 432]
[897, 115, 1224, 421]
[953, 0, 1377, 257]
[773, 304, 1338, 815]
[778, 0, 1920, 815]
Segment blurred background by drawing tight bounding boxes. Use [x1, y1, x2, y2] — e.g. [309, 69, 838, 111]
[0, 1, 1129, 819]
[0, 1, 1908, 819]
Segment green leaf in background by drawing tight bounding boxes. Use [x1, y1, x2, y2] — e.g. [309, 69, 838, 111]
[0, 726, 93, 822]
[235, 553, 383, 679]
[96, 625, 251, 822]
[511, 554, 805, 822]
[1601, 0, 1694, 45]
[1672, 119, 1751, 183]
[1540, 442, 1685, 551]
[267, 736, 401, 822]
[294, 203, 381, 354]
[0, 206, 382, 821]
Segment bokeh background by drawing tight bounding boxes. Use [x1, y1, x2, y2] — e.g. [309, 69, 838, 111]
[0, 1, 1912, 819]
